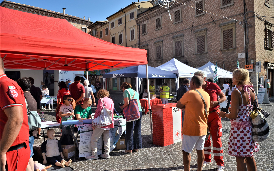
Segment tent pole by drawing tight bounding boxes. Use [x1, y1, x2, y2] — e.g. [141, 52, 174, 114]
[146, 64, 152, 142]
[86, 71, 88, 82]
[136, 77, 139, 94]
[177, 75, 180, 90]
[103, 78, 106, 89]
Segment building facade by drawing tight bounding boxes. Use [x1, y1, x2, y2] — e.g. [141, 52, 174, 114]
[0, 0, 92, 34]
[89, 21, 110, 42]
[137, 0, 274, 95]
[88, 1, 153, 91]
[106, 1, 153, 47]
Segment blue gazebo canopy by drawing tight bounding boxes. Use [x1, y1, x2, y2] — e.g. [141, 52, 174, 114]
[103, 65, 177, 78]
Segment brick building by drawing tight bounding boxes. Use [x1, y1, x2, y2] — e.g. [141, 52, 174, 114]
[137, 0, 274, 95]
[0, 0, 92, 34]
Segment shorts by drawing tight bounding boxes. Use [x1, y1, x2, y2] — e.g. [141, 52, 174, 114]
[6, 143, 30, 171]
[46, 155, 63, 165]
[182, 134, 206, 153]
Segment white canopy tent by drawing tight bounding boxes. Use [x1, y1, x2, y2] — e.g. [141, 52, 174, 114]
[198, 61, 233, 78]
[156, 58, 207, 89]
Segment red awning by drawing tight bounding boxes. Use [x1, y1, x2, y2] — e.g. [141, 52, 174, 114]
[0, 7, 147, 71]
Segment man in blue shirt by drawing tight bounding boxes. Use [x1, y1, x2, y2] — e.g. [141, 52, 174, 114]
[176, 78, 189, 101]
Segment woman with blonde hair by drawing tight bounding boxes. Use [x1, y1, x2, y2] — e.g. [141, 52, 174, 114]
[219, 69, 258, 171]
[86, 89, 114, 160]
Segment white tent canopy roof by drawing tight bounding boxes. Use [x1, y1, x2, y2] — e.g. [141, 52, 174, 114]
[198, 61, 233, 78]
[156, 58, 206, 78]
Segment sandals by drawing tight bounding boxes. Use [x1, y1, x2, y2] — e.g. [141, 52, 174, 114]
[125, 150, 132, 154]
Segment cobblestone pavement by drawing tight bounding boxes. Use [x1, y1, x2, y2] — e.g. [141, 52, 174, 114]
[36, 103, 274, 171]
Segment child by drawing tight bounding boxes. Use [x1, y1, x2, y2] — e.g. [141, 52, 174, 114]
[41, 129, 72, 167]
[59, 95, 74, 121]
[59, 95, 74, 145]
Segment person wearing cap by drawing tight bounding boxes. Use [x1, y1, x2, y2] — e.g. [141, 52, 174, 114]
[194, 71, 226, 171]
[67, 79, 72, 89]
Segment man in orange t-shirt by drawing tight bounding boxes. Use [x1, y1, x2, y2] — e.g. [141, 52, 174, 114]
[177, 75, 210, 171]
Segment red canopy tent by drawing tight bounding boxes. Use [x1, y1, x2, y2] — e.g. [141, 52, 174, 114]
[0, 7, 147, 71]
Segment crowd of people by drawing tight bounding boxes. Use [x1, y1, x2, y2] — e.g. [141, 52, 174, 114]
[176, 69, 258, 171]
[0, 52, 259, 171]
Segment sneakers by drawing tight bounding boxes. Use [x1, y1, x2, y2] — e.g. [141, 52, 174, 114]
[100, 154, 110, 159]
[217, 166, 225, 171]
[85, 155, 98, 160]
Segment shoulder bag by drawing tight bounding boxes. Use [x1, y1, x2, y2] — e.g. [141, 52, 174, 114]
[92, 98, 112, 127]
[195, 90, 210, 138]
[25, 98, 41, 130]
[250, 98, 270, 142]
[123, 89, 140, 122]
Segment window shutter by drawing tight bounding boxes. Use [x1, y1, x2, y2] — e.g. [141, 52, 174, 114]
[156, 18, 161, 29]
[197, 35, 205, 54]
[222, 0, 232, 6]
[118, 18, 122, 25]
[175, 41, 182, 56]
[111, 22, 114, 28]
[105, 28, 108, 35]
[156, 45, 162, 59]
[119, 34, 122, 44]
[223, 28, 233, 49]
[131, 30, 134, 40]
[130, 12, 134, 19]
[142, 24, 146, 34]
[174, 10, 181, 23]
[196, 1, 203, 15]
[272, 31, 274, 48]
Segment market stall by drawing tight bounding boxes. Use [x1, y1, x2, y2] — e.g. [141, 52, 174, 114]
[198, 61, 232, 78]
[156, 58, 207, 90]
[0, 7, 147, 71]
[1, 6, 147, 160]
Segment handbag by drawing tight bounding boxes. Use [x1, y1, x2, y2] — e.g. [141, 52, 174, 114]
[25, 98, 41, 130]
[250, 98, 270, 142]
[123, 89, 140, 122]
[195, 90, 210, 138]
[92, 98, 112, 127]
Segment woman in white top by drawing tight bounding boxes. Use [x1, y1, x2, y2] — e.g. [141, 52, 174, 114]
[83, 80, 96, 106]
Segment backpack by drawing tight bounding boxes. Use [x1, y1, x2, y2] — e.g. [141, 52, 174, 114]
[123, 89, 140, 122]
[25, 98, 41, 130]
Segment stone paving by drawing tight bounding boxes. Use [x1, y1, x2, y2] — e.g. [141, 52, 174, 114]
[37, 103, 274, 171]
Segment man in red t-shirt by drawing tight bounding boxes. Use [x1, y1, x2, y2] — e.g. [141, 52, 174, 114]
[194, 71, 226, 170]
[69, 76, 85, 105]
[0, 58, 30, 171]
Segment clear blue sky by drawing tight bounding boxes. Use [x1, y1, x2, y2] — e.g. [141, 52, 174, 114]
[1, 0, 138, 22]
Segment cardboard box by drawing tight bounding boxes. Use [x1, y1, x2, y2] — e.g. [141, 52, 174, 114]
[62, 145, 75, 159]
[115, 138, 126, 150]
